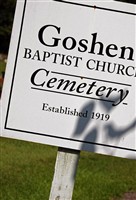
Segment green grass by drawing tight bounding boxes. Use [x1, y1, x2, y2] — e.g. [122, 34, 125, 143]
[74, 152, 136, 200]
[1, 137, 136, 200]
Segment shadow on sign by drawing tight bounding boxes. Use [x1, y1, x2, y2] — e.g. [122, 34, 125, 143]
[72, 95, 136, 153]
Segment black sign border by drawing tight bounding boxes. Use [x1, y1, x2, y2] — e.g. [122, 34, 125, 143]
[4, 0, 136, 152]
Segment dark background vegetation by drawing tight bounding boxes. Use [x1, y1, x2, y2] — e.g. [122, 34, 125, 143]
[0, 0, 16, 54]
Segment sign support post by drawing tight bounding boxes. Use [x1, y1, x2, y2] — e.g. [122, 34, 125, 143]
[49, 147, 80, 200]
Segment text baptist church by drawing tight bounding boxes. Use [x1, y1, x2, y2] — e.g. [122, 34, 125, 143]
[23, 24, 136, 77]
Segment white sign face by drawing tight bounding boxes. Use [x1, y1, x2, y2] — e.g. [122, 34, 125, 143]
[1, 0, 136, 159]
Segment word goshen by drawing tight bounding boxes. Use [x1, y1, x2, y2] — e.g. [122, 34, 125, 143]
[38, 24, 134, 61]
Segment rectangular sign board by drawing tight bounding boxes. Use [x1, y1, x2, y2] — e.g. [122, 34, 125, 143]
[1, 0, 136, 159]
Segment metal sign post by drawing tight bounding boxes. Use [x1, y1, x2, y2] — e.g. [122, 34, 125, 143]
[49, 148, 80, 200]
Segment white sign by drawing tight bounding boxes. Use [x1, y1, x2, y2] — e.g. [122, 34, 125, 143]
[1, 0, 136, 159]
